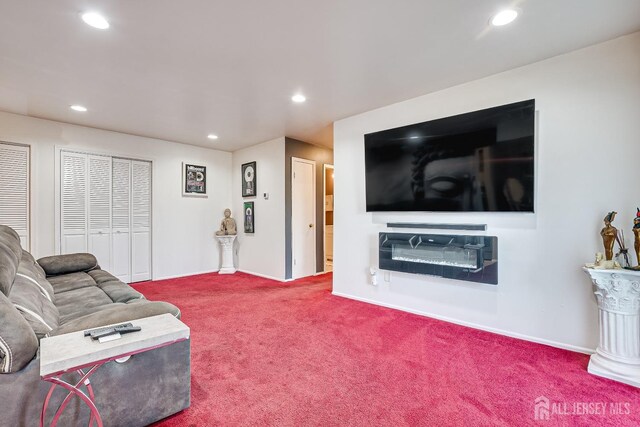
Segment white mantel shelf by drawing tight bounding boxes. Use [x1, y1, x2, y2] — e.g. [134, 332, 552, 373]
[583, 267, 640, 387]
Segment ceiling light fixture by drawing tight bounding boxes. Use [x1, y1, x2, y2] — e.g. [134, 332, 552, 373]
[291, 94, 306, 103]
[70, 105, 88, 112]
[491, 9, 519, 26]
[81, 12, 110, 30]
[207, 134, 219, 140]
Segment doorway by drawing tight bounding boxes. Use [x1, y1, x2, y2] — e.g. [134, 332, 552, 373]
[291, 157, 316, 279]
[323, 165, 334, 272]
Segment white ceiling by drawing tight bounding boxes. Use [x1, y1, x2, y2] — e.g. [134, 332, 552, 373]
[1, 1, 639, 151]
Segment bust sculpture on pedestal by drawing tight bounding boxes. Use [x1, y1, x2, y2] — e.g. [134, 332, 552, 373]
[215, 209, 237, 274]
[216, 208, 237, 236]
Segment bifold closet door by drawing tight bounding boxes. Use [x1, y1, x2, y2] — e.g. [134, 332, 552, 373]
[112, 159, 132, 283]
[131, 160, 151, 282]
[61, 151, 150, 283]
[88, 155, 112, 272]
[61, 151, 88, 254]
[61, 152, 112, 269]
[0, 143, 30, 250]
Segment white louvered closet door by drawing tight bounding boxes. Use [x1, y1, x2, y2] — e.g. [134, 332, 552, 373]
[61, 151, 88, 254]
[0, 143, 30, 250]
[112, 158, 131, 283]
[88, 155, 112, 272]
[131, 160, 151, 282]
[60, 151, 151, 282]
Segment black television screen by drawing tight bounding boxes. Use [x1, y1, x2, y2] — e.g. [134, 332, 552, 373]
[364, 99, 535, 212]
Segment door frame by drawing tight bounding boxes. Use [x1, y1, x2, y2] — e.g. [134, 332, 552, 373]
[322, 164, 334, 273]
[291, 157, 316, 279]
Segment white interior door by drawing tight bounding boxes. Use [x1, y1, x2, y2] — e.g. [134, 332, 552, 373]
[131, 160, 151, 282]
[292, 157, 316, 279]
[61, 151, 88, 254]
[0, 143, 30, 250]
[88, 155, 112, 271]
[112, 158, 131, 282]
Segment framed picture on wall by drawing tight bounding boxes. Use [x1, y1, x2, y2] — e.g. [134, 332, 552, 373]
[182, 163, 207, 197]
[241, 161, 256, 197]
[244, 201, 254, 233]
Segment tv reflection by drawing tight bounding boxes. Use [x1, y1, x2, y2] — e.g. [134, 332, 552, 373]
[418, 155, 479, 211]
[411, 137, 532, 212]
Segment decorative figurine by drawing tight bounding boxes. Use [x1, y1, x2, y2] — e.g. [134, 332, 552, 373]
[215, 208, 237, 236]
[633, 208, 640, 270]
[600, 211, 618, 261]
[584, 252, 621, 270]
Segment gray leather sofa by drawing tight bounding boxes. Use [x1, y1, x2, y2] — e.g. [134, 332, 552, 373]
[0, 225, 190, 426]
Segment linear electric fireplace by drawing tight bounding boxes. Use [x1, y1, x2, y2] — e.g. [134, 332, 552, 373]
[379, 233, 498, 285]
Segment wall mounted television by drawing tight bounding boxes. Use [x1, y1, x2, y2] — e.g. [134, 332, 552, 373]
[364, 99, 535, 212]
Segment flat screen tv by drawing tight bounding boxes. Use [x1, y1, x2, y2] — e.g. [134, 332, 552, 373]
[364, 99, 535, 212]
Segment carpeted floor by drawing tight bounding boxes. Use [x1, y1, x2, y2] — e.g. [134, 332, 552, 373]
[133, 272, 640, 426]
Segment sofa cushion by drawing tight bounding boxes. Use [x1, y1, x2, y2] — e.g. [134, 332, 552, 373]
[0, 292, 39, 373]
[58, 302, 127, 325]
[0, 225, 22, 297]
[19, 251, 47, 282]
[17, 253, 54, 303]
[88, 270, 144, 303]
[8, 270, 60, 339]
[54, 286, 114, 320]
[48, 272, 97, 294]
[37, 253, 99, 277]
[52, 301, 182, 336]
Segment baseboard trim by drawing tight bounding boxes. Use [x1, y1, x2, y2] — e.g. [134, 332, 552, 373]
[153, 269, 219, 281]
[238, 269, 288, 282]
[331, 291, 594, 355]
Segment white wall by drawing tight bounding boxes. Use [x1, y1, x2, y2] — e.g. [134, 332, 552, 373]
[333, 32, 640, 352]
[232, 137, 286, 281]
[0, 111, 232, 280]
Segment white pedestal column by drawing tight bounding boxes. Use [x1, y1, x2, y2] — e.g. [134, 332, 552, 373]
[216, 235, 237, 274]
[583, 267, 640, 387]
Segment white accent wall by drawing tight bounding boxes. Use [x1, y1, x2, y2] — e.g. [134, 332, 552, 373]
[333, 32, 640, 352]
[232, 137, 286, 281]
[0, 111, 232, 280]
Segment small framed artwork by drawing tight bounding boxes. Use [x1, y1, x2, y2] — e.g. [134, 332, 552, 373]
[182, 163, 207, 197]
[244, 201, 254, 233]
[241, 161, 257, 197]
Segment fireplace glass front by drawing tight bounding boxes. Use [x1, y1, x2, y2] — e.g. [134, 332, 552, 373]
[379, 233, 498, 284]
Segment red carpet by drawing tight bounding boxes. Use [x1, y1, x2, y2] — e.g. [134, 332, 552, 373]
[134, 272, 640, 426]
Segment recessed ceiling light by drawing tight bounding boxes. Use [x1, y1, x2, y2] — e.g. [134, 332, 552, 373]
[207, 134, 219, 140]
[81, 12, 110, 30]
[70, 105, 88, 112]
[491, 9, 518, 26]
[291, 94, 306, 103]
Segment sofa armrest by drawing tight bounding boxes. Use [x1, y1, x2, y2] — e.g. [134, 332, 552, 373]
[49, 301, 181, 336]
[37, 253, 99, 277]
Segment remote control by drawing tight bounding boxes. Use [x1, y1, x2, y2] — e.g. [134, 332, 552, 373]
[84, 323, 133, 337]
[91, 325, 142, 340]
